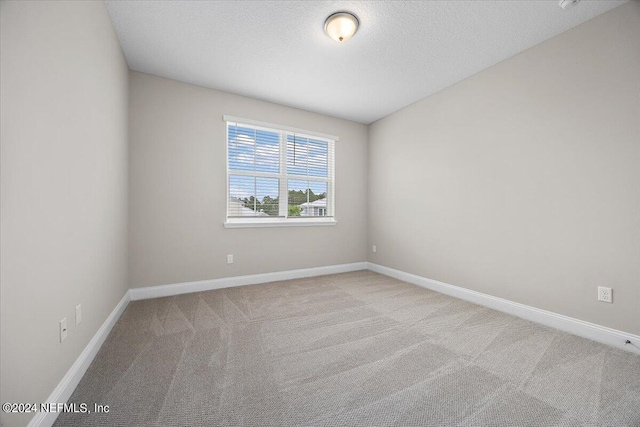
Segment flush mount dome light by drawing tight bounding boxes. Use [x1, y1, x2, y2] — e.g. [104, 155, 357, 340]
[324, 12, 359, 43]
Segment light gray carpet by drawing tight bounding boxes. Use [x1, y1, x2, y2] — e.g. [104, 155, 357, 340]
[55, 271, 640, 426]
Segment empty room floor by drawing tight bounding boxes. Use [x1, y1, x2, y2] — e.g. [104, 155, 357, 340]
[56, 271, 640, 426]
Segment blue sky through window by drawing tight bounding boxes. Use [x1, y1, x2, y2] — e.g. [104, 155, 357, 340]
[288, 179, 327, 197]
[287, 135, 328, 178]
[228, 125, 279, 174]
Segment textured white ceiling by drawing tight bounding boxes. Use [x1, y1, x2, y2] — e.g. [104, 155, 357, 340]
[106, 1, 626, 124]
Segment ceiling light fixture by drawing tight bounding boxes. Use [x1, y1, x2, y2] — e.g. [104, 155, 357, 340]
[324, 12, 359, 43]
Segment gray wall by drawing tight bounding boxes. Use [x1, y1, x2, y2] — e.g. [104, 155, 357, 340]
[0, 2, 129, 427]
[368, 3, 640, 336]
[128, 71, 368, 288]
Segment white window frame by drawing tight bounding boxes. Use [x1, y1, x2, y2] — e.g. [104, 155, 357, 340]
[223, 115, 337, 228]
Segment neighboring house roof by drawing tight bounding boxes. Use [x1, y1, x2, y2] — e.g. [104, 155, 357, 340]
[228, 197, 268, 216]
[299, 199, 327, 208]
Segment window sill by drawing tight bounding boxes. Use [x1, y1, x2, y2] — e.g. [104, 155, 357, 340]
[224, 218, 337, 228]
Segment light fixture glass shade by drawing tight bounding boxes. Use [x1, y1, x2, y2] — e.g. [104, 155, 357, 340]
[324, 12, 359, 43]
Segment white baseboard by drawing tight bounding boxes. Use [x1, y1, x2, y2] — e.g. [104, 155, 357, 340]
[25, 259, 637, 427]
[367, 262, 640, 354]
[129, 262, 368, 301]
[28, 291, 131, 427]
[25, 262, 366, 427]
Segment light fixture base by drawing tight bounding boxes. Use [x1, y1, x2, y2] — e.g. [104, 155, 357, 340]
[559, 0, 581, 10]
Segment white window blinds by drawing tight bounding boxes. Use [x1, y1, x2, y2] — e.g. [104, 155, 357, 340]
[226, 117, 335, 222]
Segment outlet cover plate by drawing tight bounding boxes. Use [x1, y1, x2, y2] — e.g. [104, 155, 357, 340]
[598, 286, 612, 303]
[60, 318, 68, 343]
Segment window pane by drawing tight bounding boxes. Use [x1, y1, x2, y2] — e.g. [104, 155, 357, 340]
[256, 177, 279, 216]
[228, 125, 279, 174]
[229, 175, 279, 217]
[288, 179, 328, 217]
[255, 130, 280, 173]
[307, 139, 328, 178]
[286, 135, 328, 178]
[228, 126, 255, 172]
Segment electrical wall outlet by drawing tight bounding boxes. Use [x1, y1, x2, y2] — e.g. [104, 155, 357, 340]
[75, 304, 82, 326]
[598, 286, 612, 303]
[372, 245, 377, 253]
[60, 318, 68, 343]
[227, 254, 234, 264]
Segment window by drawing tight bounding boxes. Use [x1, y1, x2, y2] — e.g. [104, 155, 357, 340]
[224, 116, 336, 228]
